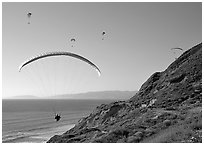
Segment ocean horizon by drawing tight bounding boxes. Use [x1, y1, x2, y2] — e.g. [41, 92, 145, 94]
[2, 99, 116, 143]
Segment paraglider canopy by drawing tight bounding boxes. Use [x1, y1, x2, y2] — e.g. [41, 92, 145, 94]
[102, 31, 106, 35]
[171, 47, 183, 51]
[27, 12, 32, 16]
[18, 51, 101, 77]
[70, 38, 76, 42]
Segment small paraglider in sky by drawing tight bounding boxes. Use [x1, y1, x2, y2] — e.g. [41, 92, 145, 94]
[171, 47, 183, 59]
[102, 31, 106, 40]
[27, 12, 32, 24]
[70, 38, 76, 47]
[171, 47, 183, 51]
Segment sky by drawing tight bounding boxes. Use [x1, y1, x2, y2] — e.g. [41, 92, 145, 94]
[2, 2, 202, 98]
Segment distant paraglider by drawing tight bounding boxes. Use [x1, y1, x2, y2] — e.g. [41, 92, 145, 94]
[102, 31, 106, 40]
[27, 12, 32, 24]
[70, 38, 76, 47]
[171, 47, 183, 51]
[171, 47, 183, 59]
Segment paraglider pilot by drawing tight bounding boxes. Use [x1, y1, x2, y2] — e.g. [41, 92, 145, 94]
[55, 114, 61, 122]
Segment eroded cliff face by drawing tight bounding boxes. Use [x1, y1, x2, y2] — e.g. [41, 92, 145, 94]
[47, 43, 202, 143]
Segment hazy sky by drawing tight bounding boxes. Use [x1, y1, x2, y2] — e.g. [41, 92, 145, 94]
[2, 2, 202, 98]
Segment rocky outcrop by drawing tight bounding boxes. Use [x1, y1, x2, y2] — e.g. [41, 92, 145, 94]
[47, 43, 202, 143]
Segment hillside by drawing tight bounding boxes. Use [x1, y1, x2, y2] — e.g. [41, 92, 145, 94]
[47, 43, 202, 143]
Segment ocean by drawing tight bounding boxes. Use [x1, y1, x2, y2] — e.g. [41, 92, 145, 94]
[2, 99, 115, 143]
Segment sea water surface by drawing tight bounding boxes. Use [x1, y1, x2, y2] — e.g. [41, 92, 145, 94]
[2, 99, 115, 143]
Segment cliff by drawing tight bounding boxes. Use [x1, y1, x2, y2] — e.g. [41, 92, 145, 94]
[47, 43, 202, 143]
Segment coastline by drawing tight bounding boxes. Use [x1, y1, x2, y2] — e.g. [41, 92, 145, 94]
[3, 124, 75, 143]
[3, 99, 116, 143]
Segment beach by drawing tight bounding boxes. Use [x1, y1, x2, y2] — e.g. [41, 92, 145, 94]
[2, 99, 114, 143]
